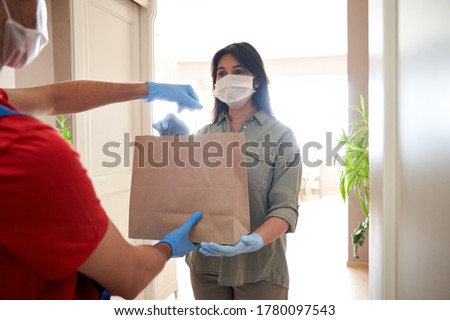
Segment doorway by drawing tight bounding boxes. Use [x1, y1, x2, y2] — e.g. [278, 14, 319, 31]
[153, 0, 355, 300]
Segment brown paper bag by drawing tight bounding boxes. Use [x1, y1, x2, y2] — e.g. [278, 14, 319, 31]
[128, 132, 250, 245]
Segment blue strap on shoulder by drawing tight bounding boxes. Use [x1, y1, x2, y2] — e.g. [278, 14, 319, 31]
[0, 104, 22, 117]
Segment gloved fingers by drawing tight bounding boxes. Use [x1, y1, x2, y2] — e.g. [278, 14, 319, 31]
[199, 246, 220, 257]
[199, 240, 245, 257]
[145, 82, 203, 110]
[158, 213, 201, 258]
[182, 211, 202, 229]
[177, 100, 203, 113]
[184, 85, 200, 102]
[199, 242, 228, 257]
[152, 122, 161, 131]
[177, 104, 185, 113]
[177, 85, 202, 110]
[177, 86, 202, 111]
[199, 241, 220, 251]
[152, 119, 170, 132]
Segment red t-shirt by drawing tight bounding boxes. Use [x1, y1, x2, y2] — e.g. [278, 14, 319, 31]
[0, 90, 109, 299]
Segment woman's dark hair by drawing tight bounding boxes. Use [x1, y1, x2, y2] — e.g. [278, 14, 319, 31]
[211, 42, 273, 123]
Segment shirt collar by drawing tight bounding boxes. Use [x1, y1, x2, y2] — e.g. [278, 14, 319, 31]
[217, 110, 271, 126]
[253, 110, 270, 125]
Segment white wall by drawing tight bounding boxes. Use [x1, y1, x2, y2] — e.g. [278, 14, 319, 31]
[14, 0, 56, 127]
[369, 0, 450, 299]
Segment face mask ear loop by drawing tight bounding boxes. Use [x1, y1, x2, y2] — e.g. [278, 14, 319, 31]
[1, 0, 12, 21]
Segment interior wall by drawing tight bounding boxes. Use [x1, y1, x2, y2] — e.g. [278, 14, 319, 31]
[347, 0, 369, 264]
[369, 0, 450, 299]
[368, 0, 398, 300]
[14, 0, 55, 126]
[51, 0, 71, 83]
[396, 0, 450, 299]
[15, 0, 55, 87]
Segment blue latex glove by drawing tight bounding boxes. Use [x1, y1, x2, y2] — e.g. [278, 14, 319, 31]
[199, 233, 264, 257]
[158, 211, 202, 258]
[152, 113, 190, 136]
[144, 81, 203, 112]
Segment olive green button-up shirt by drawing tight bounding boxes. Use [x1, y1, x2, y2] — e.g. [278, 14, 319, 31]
[186, 110, 302, 289]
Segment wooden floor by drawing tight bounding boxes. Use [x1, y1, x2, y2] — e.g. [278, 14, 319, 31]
[288, 195, 368, 300]
[173, 195, 368, 300]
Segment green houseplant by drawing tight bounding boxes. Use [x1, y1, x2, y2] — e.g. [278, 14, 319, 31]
[56, 115, 72, 144]
[336, 95, 369, 261]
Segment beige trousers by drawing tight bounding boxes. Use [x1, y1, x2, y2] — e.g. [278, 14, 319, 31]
[190, 271, 288, 300]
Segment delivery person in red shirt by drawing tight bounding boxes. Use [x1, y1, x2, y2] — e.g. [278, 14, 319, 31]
[0, 0, 202, 299]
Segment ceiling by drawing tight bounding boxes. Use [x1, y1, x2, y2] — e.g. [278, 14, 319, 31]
[154, 0, 348, 63]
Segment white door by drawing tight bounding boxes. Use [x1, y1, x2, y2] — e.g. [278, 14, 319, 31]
[71, 0, 177, 299]
[72, 0, 141, 244]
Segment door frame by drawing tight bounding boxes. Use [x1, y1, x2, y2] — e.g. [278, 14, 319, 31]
[70, 0, 155, 170]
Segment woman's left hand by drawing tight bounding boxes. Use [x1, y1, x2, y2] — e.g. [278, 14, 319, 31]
[199, 233, 264, 257]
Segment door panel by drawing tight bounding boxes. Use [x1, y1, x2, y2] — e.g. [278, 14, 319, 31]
[73, 0, 140, 238]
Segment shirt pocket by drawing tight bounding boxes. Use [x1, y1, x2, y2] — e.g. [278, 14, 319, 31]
[245, 148, 275, 190]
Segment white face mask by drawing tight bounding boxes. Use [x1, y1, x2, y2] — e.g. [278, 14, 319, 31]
[1, 0, 49, 68]
[213, 74, 255, 109]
